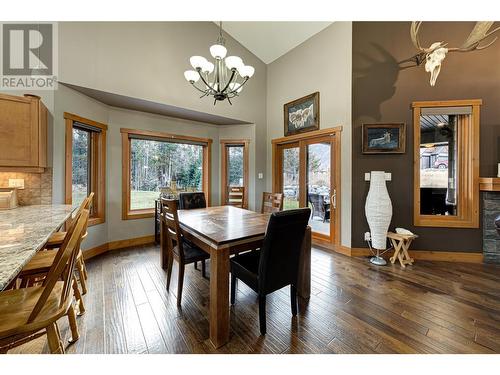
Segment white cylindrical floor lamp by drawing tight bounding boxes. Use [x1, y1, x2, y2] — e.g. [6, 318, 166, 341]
[365, 171, 392, 265]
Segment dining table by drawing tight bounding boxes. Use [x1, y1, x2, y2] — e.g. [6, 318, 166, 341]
[0, 204, 75, 291]
[161, 205, 311, 349]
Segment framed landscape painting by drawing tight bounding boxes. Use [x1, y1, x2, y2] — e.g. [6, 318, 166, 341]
[362, 123, 406, 154]
[284, 92, 320, 136]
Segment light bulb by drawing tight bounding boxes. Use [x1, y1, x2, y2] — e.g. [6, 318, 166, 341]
[190, 56, 208, 70]
[202, 61, 214, 74]
[238, 65, 255, 78]
[184, 70, 200, 83]
[225, 56, 243, 71]
[210, 44, 227, 59]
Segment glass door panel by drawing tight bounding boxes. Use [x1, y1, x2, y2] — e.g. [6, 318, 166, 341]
[306, 141, 331, 237]
[281, 145, 300, 210]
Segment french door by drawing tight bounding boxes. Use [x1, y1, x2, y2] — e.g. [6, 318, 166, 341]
[273, 128, 340, 246]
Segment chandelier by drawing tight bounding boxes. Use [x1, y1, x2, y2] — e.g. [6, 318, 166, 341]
[184, 22, 255, 105]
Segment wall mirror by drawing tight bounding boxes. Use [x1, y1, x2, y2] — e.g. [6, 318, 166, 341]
[412, 99, 481, 228]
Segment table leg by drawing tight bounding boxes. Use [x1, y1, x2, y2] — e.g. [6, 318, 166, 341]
[209, 247, 230, 348]
[298, 226, 311, 299]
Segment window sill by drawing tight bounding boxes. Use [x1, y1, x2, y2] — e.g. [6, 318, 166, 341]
[123, 209, 155, 220]
[88, 217, 105, 227]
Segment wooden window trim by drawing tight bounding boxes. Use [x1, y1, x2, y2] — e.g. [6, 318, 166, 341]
[412, 99, 481, 228]
[121, 128, 212, 220]
[64, 112, 107, 227]
[220, 139, 250, 208]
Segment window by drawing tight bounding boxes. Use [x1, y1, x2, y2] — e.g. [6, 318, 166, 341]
[220, 139, 249, 208]
[121, 128, 212, 219]
[65, 112, 107, 226]
[412, 100, 481, 228]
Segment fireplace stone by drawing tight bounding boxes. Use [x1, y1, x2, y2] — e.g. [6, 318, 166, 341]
[483, 192, 500, 263]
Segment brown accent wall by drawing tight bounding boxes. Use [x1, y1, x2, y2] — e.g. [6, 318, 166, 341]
[352, 21, 500, 251]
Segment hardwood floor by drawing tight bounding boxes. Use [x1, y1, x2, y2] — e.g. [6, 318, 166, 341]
[9, 245, 500, 354]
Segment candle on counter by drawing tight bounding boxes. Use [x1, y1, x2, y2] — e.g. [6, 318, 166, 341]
[498, 163, 500, 178]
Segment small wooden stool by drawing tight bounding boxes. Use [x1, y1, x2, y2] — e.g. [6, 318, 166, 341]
[387, 232, 417, 268]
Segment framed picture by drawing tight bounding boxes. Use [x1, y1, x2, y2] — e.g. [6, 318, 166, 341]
[362, 123, 406, 154]
[284, 92, 320, 136]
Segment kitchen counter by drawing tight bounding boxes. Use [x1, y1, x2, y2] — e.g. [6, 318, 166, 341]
[0, 204, 75, 290]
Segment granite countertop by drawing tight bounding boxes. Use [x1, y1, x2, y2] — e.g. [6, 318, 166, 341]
[0, 204, 75, 290]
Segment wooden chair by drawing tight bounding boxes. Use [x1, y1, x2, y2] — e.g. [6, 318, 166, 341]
[17, 193, 93, 317]
[161, 198, 210, 306]
[0, 209, 89, 354]
[261, 192, 284, 214]
[227, 186, 245, 208]
[34, 193, 93, 296]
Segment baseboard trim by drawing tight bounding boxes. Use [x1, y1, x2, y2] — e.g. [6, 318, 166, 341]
[83, 235, 156, 260]
[349, 247, 483, 263]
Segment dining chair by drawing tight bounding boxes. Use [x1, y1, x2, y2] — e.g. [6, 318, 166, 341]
[161, 198, 210, 306]
[0, 209, 89, 354]
[230, 208, 311, 335]
[43, 192, 94, 294]
[176, 192, 207, 271]
[178, 191, 207, 210]
[227, 186, 245, 208]
[17, 193, 93, 316]
[261, 192, 284, 214]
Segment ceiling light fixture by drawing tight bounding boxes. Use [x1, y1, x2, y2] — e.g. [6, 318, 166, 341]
[184, 22, 255, 105]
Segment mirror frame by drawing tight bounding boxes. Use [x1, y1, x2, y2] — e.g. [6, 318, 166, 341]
[412, 99, 481, 228]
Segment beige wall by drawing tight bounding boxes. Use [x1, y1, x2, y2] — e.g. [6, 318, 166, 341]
[266, 22, 353, 246]
[58, 21, 268, 208]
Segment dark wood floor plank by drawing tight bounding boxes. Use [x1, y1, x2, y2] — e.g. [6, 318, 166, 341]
[8, 244, 500, 354]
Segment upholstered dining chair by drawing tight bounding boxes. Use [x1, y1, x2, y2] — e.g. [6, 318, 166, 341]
[261, 192, 284, 214]
[161, 198, 210, 306]
[230, 208, 311, 335]
[178, 191, 207, 210]
[227, 186, 245, 208]
[0, 209, 89, 354]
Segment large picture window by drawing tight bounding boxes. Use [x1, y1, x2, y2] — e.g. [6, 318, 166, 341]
[65, 112, 107, 226]
[122, 128, 212, 219]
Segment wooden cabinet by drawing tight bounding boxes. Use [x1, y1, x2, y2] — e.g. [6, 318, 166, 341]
[0, 93, 47, 172]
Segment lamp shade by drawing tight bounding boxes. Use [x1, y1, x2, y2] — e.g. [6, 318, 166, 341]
[225, 56, 243, 71]
[238, 65, 255, 78]
[201, 61, 214, 74]
[229, 82, 242, 93]
[184, 70, 200, 83]
[210, 44, 227, 59]
[190, 56, 208, 70]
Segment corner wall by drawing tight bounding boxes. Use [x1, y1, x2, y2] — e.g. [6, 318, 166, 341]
[266, 22, 353, 247]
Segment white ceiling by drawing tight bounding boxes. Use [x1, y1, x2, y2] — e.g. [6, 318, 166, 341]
[218, 22, 333, 64]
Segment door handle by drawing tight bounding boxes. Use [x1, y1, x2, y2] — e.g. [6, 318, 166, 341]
[331, 189, 336, 210]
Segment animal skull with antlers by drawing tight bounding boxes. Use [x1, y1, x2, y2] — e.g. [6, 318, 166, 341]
[404, 22, 500, 86]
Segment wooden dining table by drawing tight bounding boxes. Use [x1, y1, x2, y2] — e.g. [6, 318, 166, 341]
[160, 205, 311, 349]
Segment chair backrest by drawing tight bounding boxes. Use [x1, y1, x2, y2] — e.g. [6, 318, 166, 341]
[161, 198, 185, 262]
[227, 186, 245, 208]
[308, 193, 324, 215]
[258, 208, 311, 295]
[178, 192, 206, 210]
[261, 192, 283, 214]
[28, 209, 90, 323]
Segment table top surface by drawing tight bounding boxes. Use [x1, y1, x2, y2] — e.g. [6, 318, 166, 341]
[0, 204, 75, 290]
[177, 205, 270, 247]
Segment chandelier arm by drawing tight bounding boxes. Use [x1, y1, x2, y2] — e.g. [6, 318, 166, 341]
[190, 81, 209, 94]
[226, 76, 249, 95]
[196, 69, 216, 94]
[220, 69, 236, 94]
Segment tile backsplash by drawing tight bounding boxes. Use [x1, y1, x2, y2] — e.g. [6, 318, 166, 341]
[0, 168, 53, 205]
